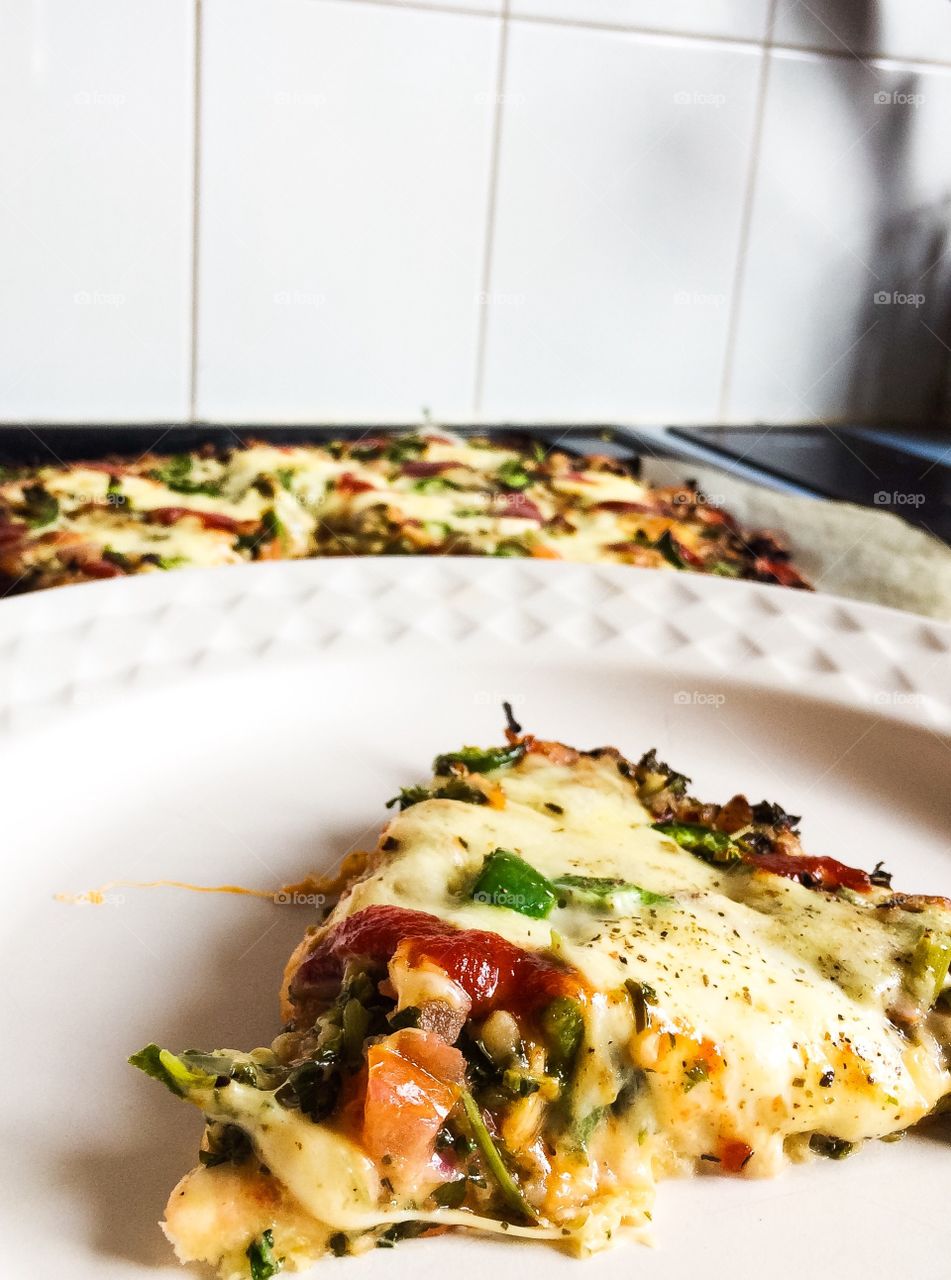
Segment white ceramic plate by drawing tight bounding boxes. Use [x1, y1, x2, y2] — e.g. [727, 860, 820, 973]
[1, 560, 949, 1280]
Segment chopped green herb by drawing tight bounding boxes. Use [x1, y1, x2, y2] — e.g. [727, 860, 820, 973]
[501, 1069, 541, 1098]
[471, 848, 556, 919]
[434, 743, 526, 775]
[150, 454, 222, 497]
[494, 459, 534, 491]
[910, 930, 951, 1007]
[199, 1122, 252, 1168]
[750, 800, 801, 830]
[635, 749, 691, 798]
[492, 540, 531, 557]
[247, 1228, 283, 1279]
[432, 1178, 467, 1208]
[101, 547, 132, 571]
[385, 435, 427, 464]
[275, 467, 296, 492]
[146, 554, 187, 571]
[809, 1134, 853, 1160]
[274, 1057, 342, 1122]
[413, 475, 460, 494]
[341, 997, 371, 1065]
[22, 485, 59, 528]
[683, 1060, 710, 1091]
[541, 996, 584, 1075]
[388, 1005, 422, 1031]
[458, 1089, 536, 1221]
[377, 1222, 428, 1248]
[625, 979, 657, 1034]
[129, 1044, 215, 1097]
[553, 874, 671, 910]
[149, 453, 191, 484]
[571, 1106, 606, 1153]
[709, 560, 741, 578]
[652, 821, 740, 865]
[654, 529, 686, 569]
[260, 508, 286, 547]
[386, 778, 489, 811]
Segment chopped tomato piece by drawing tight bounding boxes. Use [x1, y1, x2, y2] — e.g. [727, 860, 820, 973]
[672, 539, 704, 568]
[530, 544, 561, 560]
[336, 472, 376, 495]
[753, 557, 809, 589]
[400, 461, 460, 478]
[79, 558, 125, 579]
[522, 737, 580, 766]
[0, 521, 28, 544]
[718, 1139, 753, 1172]
[494, 495, 543, 522]
[145, 507, 253, 534]
[694, 505, 739, 532]
[363, 1029, 464, 1167]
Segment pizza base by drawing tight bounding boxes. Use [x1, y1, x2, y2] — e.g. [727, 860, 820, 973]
[132, 726, 951, 1276]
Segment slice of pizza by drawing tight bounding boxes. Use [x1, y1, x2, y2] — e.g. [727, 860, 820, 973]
[131, 712, 950, 1277]
[0, 431, 808, 592]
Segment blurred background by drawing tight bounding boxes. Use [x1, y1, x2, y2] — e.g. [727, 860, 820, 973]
[2, 0, 951, 430]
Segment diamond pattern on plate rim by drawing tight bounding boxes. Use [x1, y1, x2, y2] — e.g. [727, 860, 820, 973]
[0, 561, 946, 731]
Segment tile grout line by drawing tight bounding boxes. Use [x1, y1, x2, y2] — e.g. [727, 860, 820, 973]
[329, 0, 951, 74]
[717, 0, 777, 421]
[509, 13, 951, 72]
[472, 3, 510, 416]
[187, 0, 204, 423]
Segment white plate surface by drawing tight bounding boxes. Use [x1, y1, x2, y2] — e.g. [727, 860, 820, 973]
[1, 560, 949, 1280]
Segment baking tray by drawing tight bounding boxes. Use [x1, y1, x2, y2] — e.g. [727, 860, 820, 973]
[2, 423, 949, 621]
[0, 424, 682, 470]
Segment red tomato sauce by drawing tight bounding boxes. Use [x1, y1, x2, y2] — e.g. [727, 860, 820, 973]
[750, 851, 871, 892]
[293, 904, 580, 1015]
[145, 506, 253, 533]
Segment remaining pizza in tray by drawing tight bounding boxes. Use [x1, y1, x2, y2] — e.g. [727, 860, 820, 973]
[0, 430, 809, 593]
[131, 713, 950, 1278]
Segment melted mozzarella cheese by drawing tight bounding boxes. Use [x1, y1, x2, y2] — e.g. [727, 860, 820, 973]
[162, 748, 950, 1273]
[3, 430, 772, 584]
[333, 753, 949, 1168]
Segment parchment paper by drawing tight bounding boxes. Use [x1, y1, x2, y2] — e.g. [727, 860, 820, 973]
[639, 457, 951, 622]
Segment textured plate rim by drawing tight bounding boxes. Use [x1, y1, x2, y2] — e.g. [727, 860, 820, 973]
[0, 559, 948, 732]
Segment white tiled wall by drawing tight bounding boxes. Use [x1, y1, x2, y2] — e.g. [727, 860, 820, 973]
[0, 0, 195, 422]
[2, 0, 950, 427]
[481, 24, 761, 421]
